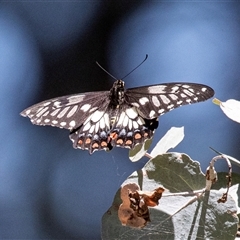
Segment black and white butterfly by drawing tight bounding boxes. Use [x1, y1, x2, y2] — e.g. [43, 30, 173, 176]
[21, 79, 214, 154]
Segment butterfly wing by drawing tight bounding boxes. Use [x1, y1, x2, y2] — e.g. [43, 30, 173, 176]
[69, 105, 112, 153]
[20, 91, 110, 130]
[107, 105, 158, 150]
[125, 82, 214, 119]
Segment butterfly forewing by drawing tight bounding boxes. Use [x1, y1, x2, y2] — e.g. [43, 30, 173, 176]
[125, 83, 214, 119]
[20, 91, 109, 130]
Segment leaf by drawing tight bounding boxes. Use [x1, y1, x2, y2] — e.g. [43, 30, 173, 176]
[129, 138, 152, 162]
[145, 153, 205, 192]
[213, 98, 240, 123]
[228, 184, 240, 215]
[102, 153, 239, 239]
[150, 126, 184, 158]
[210, 172, 240, 215]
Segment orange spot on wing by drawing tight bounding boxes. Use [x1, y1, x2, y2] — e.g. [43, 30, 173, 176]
[116, 139, 124, 145]
[92, 142, 99, 149]
[101, 141, 107, 147]
[134, 133, 142, 139]
[125, 140, 132, 145]
[144, 132, 149, 137]
[78, 139, 83, 145]
[85, 138, 91, 144]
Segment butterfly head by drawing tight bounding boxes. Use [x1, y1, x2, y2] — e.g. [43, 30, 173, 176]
[115, 79, 125, 88]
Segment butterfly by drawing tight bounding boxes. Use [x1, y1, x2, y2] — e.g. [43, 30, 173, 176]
[21, 79, 214, 154]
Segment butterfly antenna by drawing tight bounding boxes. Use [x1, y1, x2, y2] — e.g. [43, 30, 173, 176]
[96, 61, 118, 80]
[96, 54, 148, 80]
[121, 54, 148, 80]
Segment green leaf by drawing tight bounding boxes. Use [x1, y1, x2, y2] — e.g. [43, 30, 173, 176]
[211, 172, 240, 216]
[102, 153, 239, 239]
[145, 153, 205, 192]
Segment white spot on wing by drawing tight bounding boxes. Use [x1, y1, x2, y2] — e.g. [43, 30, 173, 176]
[66, 95, 85, 105]
[60, 122, 67, 127]
[169, 94, 178, 100]
[160, 95, 170, 104]
[52, 120, 58, 124]
[57, 106, 70, 118]
[131, 102, 140, 108]
[132, 121, 138, 129]
[53, 101, 61, 108]
[95, 121, 99, 133]
[123, 115, 128, 127]
[36, 107, 49, 117]
[67, 105, 78, 118]
[26, 109, 31, 115]
[147, 85, 166, 94]
[139, 97, 149, 105]
[170, 86, 179, 92]
[89, 107, 98, 113]
[89, 125, 95, 134]
[126, 108, 138, 119]
[194, 97, 198, 101]
[117, 112, 125, 126]
[43, 102, 51, 106]
[158, 109, 165, 114]
[83, 121, 91, 131]
[36, 107, 44, 114]
[51, 108, 61, 116]
[137, 117, 145, 125]
[152, 96, 160, 107]
[201, 87, 207, 92]
[44, 119, 50, 123]
[104, 113, 110, 129]
[69, 120, 76, 127]
[99, 117, 105, 129]
[91, 110, 104, 122]
[42, 111, 49, 117]
[128, 119, 132, 130]
[167, 104, 174, 109]
[80, 104, 91, 112]
[183, 89, 194, 96]
[149, 110, 155, 118]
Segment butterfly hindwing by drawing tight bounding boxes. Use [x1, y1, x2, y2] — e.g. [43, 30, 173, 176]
[69, 105, 159, 154]
[109, 106, 158, 150]
[69, 110, 111, 153]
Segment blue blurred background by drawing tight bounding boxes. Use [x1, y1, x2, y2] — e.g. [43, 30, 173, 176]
[0, 2, 240, 239]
